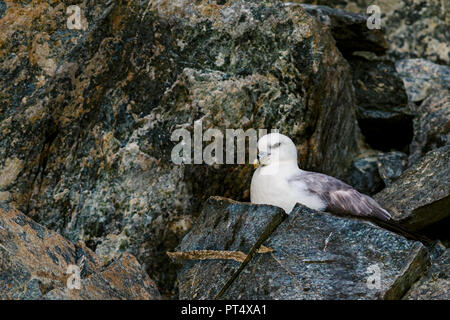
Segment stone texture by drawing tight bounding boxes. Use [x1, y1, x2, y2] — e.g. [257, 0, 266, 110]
[0, 0, 106, 117]
[395, 58, 450, 103]
[172, 197, 286, 300]
[223, 205, 429, 300]
[345, 151, 408, 195]
[43, 253, 162, 300]
[376, 151, 408, 185]
[0, 0, 362, 294]
[0, 204, 78, 299]
[349, 57, 412, 152]
[404, 244, 449, 300]
[0, 0, 447, 300]
[408, 89, 450, 166]
[294, 3, 387, 56]
[346, 155, 384, 195]
[0, 204, 161, 300]
[374, 145, 450, 231]
[175, 198, 430, 300]
[295, 0, 450, 65]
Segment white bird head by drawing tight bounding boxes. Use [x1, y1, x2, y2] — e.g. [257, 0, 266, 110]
[255, 133, 298, 167]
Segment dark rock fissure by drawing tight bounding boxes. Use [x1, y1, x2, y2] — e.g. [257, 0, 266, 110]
[215, 208, 287, 299]
[357, 117, 414, 152]
[419, 216, 450, 247]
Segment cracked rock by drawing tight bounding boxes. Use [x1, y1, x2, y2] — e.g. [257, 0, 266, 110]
[374, 145, 450, 231]
[174, 198, 430, 300]
[172, 197, 286, 299]
[0, 204, 161, 300]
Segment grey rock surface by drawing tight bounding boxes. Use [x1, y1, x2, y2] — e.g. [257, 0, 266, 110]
[395, 59, 450, 103]
[408, 89, 450, 166]
[345, 151, 408, 195]
[349, 57, 412, 152]
[172, 197, 286, 299]
[174, 198, 430, 300]
[297, 0, 449, 64]
[404, 245, 449, 300]
[376, 151, 408, 185]
[43, 252, 162, 300]
[374, 145, 450, 231]
[346, 155, 384, 195]
[296, 4, 387, 56]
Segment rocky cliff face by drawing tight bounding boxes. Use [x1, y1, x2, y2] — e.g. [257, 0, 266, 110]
[0, 0, 448, 299]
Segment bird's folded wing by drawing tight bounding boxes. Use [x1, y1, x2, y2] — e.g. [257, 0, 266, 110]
[288, 171, 391, 221]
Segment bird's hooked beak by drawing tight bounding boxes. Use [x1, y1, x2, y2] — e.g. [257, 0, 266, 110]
[254, 152, 269, 168]
[253, 158, 259, 169]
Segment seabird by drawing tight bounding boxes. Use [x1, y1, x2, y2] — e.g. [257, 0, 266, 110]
[250, 133, 391, 221]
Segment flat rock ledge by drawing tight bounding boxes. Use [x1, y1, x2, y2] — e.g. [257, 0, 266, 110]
[172, 197, 430, 300]
[374, 145, 450, 231]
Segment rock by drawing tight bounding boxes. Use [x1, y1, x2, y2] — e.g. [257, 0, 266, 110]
[223, 205, 429, 300]
[404, 245, 449, 300]
[381, 0, 449, 65]
[408, 90, 450, 166]
[175, 198, 430, 300]
[395, 59, 450, 103]
[171, 197, 286, 300]
[0, 0, 362, 293]
[346, 155, 384, 195]
[0, 0, 106, 117]
[295, 3, 387, 56]
[295, 0, 449, 64]
[43, 253, 161, 300]
[349, 57, 413, 152]
[345, 151, 408, 195]
[374, 145, 450, 231]
[0, 204, 161, 300]
[376, 151, 408, 185]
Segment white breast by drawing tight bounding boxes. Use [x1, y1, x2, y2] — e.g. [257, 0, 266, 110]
[250, 166, 326, 213]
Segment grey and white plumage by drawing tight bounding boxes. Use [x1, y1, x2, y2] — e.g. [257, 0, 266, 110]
[250, 133, 391, 221]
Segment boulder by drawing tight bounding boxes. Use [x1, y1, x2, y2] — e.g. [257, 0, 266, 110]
[345, 151, 408, 195]
[295, 0, 449, 64]
[0, 204, 161, 300]
[404, 244, 449, 300]
[349, 57, 412, 152]
[376, 151, 408, 185]
[395, 59, 450, 103]
[374, 145, 450, 231]
[345, 155, 384, 195]
[43, 253, 162, 300]
[408, 89, 450, 165]
[292, 3, 387, 56]
[0, 0, 362, 293]
[174, 197, 430, 300]
[171, 197, 286, 299]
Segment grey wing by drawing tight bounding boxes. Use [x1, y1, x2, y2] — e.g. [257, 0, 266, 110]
[293, 171, 391, 221]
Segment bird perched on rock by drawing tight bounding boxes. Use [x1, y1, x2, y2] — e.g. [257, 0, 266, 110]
[251, 133, 391, 221]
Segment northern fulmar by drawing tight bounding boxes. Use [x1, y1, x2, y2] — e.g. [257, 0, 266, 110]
[251, 133, 391, 221]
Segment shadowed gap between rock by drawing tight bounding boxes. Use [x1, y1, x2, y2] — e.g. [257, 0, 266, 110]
[215, 211, 287, 299]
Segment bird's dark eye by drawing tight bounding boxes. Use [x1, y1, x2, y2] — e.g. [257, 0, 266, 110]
[272, 142, 281, 148]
